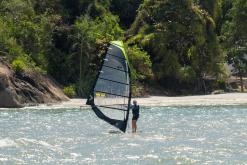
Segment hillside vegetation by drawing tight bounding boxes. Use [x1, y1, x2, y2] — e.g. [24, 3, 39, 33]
[0, 0, 246, 97]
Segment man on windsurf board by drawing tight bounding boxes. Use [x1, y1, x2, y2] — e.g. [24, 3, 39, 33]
[131, 100, 139, 133]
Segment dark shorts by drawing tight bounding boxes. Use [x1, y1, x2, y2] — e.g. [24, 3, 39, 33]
[132, 115, 139, 121]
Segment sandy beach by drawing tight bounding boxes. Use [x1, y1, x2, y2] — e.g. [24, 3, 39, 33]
[58, 93, 247, 108]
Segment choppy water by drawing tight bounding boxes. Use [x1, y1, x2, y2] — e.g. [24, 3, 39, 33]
[0, 105, 247, 165]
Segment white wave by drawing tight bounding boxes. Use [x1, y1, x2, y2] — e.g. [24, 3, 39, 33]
[126, 155, 140, 160]
[16, 138, 64, 153]
[0, 112, 9, 116]
[70, 153, 81, 158]
[79, 157, 95, 163]
[21, 99, 88, 110]
[141, 135, 171, 142]
[0, 138, 18, 148]
[127, 143, 140, 147]
[190, 138, 206, 142]
[0, 157, 8, 161]
[170, 146, 195, 152]
[143, 154, 159, 159]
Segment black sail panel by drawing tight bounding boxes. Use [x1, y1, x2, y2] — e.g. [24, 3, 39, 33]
[87, 41, 131, 132]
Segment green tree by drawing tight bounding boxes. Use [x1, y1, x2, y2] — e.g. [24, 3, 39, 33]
[110, 0, 143, 28]
[69, 13, 123, 96]
[222, 0, 247, 91]
[127, 45, 152, 82]
[0, 0, 60, 72]
[128, 0, 225, 93]
[197, 0, 222, 21]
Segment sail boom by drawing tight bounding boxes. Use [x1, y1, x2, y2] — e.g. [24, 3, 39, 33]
[98, 106, 128, 112]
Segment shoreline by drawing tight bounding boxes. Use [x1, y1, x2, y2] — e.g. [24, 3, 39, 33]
[58, 93, 247, 108]
[1, 93, 246, 110]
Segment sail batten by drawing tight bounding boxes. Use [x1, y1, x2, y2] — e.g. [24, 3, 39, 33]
[98, 77, 130, 86]
[107, 53, 126, 60]
[86, 41, 131, 133]
[103, 65, 129, 73]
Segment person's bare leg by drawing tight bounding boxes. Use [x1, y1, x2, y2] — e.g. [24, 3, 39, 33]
[132, 120, 134, 133]
[135, 121, 137, 132]
[133, 120, 137, 133]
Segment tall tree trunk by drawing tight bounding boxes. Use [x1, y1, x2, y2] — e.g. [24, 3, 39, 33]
[197, 76, 207, 94]
[202, 78, 207, 94]
[240, 73, 244, 92]
[78, 35, 83, 97]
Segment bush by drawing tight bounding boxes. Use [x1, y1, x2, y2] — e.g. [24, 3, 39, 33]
[127, 45, 153, 81]
[11, 55, 38, 73]
[178, 66, 196, 83]
[63, 85, 76, 98]
[12, 59, 26, 73]
[217, 79, 227, 90]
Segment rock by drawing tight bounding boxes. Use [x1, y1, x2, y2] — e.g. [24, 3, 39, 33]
[0, 58, 69, 108]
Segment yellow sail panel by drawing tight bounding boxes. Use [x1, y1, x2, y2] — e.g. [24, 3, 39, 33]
[96, 92, 106, 97]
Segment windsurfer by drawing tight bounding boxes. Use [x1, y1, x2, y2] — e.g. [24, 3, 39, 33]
[131, 100, 139, 133]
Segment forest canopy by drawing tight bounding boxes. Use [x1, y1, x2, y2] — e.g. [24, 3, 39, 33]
[0, 0, 246, 96]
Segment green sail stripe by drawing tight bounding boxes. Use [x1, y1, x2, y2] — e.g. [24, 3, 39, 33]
[110, 41, 129, 65]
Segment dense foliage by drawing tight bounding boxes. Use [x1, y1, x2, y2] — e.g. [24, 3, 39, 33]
[220, 0, 247, 91]
[0, 0, 246, 96]
[127, 0, 225, 93]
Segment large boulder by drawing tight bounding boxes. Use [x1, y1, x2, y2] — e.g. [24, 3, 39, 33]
[0, 58, 69, 108]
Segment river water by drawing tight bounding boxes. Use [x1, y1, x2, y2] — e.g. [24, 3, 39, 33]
[0, 105, 247, 164]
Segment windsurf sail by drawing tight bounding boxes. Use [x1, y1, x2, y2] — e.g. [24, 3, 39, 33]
[86, 41, 131, 132]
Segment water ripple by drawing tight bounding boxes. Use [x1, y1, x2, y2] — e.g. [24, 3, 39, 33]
[0, 105, 247, 164]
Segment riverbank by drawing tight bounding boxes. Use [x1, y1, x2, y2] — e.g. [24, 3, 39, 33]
[0, 58, 69, 108]
[55, 93, 247, 108]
